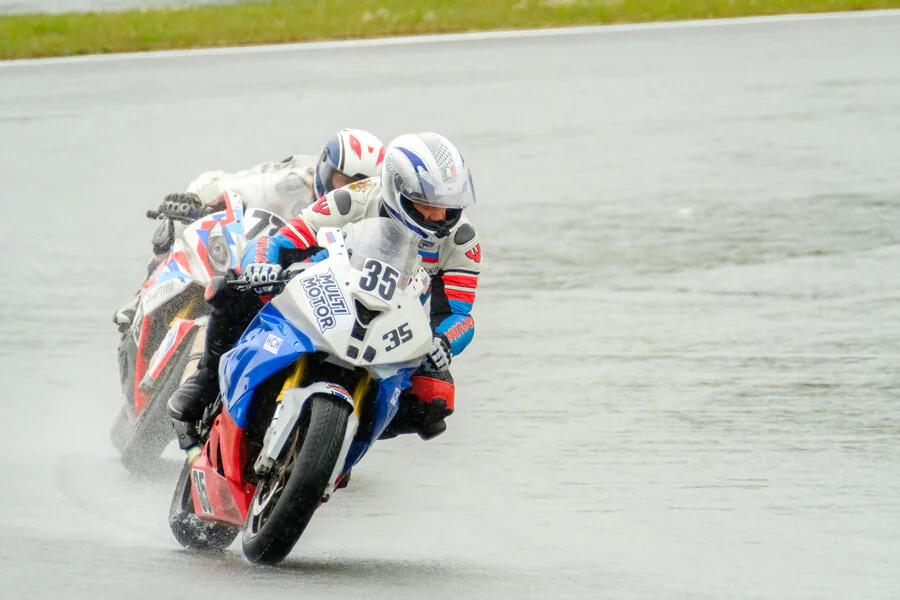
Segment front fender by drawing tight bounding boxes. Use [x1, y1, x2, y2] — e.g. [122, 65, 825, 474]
[252, 382, 355, 478]
[219, 303, 316, 428]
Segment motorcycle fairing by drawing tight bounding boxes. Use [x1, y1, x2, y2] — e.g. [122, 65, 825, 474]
[140, 248, 194, 315]
[341, 369, 415, 471]
[190, 408, 253, 525]
[219, 303, 316, 429]
[139, 317, 205, 394]
[185, 195, 245, 280]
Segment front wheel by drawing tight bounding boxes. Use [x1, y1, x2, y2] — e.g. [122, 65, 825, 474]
[168, 459, 240, 551]
[241, 394, 351, 565]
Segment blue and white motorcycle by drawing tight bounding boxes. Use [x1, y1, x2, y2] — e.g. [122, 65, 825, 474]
[168, 218, 433, 564]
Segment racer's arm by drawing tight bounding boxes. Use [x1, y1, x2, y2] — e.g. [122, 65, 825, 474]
[241, 187, 365, 269]
[430, 223, 482, 357]
[186, 155, 316, 212]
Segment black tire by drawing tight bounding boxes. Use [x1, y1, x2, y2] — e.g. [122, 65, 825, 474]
[241, 394, 351, 565]
[120, 333, 197, 474]
[168, 459, 240, 551]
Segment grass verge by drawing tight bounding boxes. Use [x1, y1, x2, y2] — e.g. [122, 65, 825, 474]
[2, 0, 898, 60]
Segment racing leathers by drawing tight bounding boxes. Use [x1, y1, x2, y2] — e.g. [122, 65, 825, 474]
[156, 155, 319, 271]
[113, 155, 318, 330]
[167, 177, 482, 449]
[259, 178, 480, 357]
[184, 154, 318, 219]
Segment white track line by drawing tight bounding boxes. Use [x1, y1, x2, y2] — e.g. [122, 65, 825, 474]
[2, 9, 899, 68]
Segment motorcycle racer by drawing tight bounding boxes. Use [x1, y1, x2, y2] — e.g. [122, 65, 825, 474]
[113, 129, 385, 330]
[168, 132, 482, 457]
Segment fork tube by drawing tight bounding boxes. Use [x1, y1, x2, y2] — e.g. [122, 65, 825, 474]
[275, 356, 307, 403]
[351, 373, 371, 419]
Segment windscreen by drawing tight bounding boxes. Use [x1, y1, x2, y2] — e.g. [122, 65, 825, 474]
[347, 218, 421, 289]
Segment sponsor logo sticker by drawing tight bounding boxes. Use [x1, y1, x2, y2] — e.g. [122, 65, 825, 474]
[143, 278, 180, 309]
[300, 269, 351, 332]
[348, 179, 374, 192]
[263, 334, 283, 354]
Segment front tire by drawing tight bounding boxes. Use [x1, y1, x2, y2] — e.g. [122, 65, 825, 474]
[168, 459, 240, 551]
[241, 394, 351, 565]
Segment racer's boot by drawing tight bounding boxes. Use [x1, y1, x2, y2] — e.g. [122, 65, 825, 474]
[168, 361, 219, 453]
[380, 362, 455, 441]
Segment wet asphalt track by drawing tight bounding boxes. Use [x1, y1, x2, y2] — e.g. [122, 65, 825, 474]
[1, 12, 899, 599]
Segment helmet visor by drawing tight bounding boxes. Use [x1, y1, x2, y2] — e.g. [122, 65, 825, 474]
[392, 164, 476, 209]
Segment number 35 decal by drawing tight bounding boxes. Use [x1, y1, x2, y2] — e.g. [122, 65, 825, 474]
[359, 259, 400, 301]
[383, 323, 413, 351]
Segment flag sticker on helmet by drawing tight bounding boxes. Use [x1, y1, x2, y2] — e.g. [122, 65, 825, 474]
[348, 179, 374, 192]
[442, 166, 457, 180]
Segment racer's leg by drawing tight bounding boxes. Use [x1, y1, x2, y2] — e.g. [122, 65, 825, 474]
[168, 287, 263, 450]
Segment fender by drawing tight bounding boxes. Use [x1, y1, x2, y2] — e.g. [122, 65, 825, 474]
[219, 303, 316, 428]
[253, 382, 355, 477]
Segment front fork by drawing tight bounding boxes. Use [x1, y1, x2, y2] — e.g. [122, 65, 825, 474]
[252, 359, 370, 498]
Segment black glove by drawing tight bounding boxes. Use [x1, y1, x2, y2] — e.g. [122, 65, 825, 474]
[160, 192, 204, 221]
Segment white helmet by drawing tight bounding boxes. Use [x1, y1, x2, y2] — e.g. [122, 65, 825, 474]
[314, 128, 385, 198]
[380, 133, 475, 241]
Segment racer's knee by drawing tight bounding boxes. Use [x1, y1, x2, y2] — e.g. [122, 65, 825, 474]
[379, 368, 456, 441]
[409, 370, 455, 415]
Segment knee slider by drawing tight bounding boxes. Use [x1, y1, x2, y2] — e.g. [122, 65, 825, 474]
[410, 375, 455, 414]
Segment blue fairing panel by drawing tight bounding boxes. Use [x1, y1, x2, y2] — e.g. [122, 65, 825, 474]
[219, 303, 316, 428]
[342, 368, 416, 471]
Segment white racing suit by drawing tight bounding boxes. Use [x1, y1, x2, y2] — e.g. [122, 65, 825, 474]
[185, 154, 318, 219]
[115, 155, 318, 328]
[253, 177, 482, 358]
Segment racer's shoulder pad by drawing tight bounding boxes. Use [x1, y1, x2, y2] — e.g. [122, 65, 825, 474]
[453, 223, 476, 246]
[333, 189, 352, 216]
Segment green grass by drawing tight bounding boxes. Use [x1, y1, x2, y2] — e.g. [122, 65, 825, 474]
[1, 0, 898, 60]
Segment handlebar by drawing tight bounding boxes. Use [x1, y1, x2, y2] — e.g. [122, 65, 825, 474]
[224, 262, 313, 293]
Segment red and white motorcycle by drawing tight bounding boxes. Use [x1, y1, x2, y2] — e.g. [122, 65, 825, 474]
[110, 191, 287, 473]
